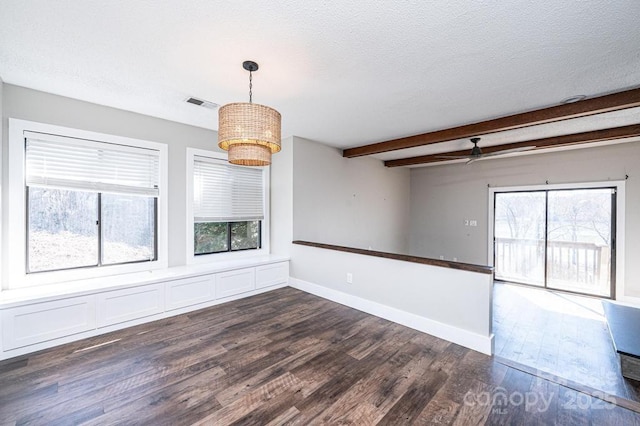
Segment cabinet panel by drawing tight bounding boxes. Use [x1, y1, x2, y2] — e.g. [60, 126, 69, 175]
[216, 268, 255, 298]
[2, 296, 96, 350]
[166, 275, 215, 311]
[256, 262, 289, 289]
[96, 284, 164, 327]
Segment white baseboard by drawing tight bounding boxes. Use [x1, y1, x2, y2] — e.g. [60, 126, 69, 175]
[613, 294, 640, 308]
[289, 278, 493, 355]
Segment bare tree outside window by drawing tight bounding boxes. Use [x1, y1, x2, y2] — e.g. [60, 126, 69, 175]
[27, 188, 157, 273]
[494, 188, 613, 297]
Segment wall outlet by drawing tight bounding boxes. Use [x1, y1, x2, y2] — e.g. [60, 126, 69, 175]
[439, 255, 444, 260]
[453, 257, 458, 262]
[346, 273, 353, 284]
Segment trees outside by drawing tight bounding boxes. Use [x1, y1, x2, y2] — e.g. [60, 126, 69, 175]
[547, 190, 611, 246]
[495, 192, 545, 240]
[495, 189, 611, 245]
[101, 194, 155, 264]
[194, 222, 229, 254]
[27, 188, 155, 272]
[194, 221, 260, 254]
[27, 187, 262, 271]
[494, 188, 613, 296]
[494, 192, 546, 285]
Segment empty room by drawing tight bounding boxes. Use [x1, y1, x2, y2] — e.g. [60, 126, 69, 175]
[1, 1, 640, 424]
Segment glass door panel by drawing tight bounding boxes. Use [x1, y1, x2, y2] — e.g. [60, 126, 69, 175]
[494, 192, 546, 286]
[546, 189, 613, 297]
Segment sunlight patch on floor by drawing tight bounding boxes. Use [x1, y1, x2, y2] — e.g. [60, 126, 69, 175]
[505, 284, 604, 321]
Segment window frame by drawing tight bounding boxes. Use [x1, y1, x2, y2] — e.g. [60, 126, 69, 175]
[6, 118, 168, 289]
[186, 148, 270, 264]
[488, 180, 626, 302]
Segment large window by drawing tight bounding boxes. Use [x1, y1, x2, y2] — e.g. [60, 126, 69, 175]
[25, 134, 159, 273]
[7, 119, 168, 287]
[187, 149, 268, 262]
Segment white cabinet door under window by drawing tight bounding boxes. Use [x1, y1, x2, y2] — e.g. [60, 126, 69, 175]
[165, 275, 215, 311]
[256, 262, 289, 289]
[96, 284, 164, 327]
[2, 296, 96, 350]
[216, 268, 255, 298]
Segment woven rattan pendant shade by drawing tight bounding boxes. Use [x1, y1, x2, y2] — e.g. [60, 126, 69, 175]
[218, 61, 282, 166]
[227, 143, 272, 166]
[218, 101, 281, 166]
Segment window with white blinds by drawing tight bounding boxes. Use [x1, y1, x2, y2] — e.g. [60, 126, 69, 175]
[7, 118, 168, 286]
[193, 156, 264, 222]
[25, 132, 160, 197]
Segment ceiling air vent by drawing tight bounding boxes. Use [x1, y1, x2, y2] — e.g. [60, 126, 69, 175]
[185, 97, 219, 109]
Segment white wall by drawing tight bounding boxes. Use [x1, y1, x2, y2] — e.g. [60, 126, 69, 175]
[290, 244, 493, 354]
[270, 136, 294, 256]
[292, 136, 410, 254]
[0, 78, 3, 282]
[409, 141, 640, 298]
[287, 137, 493, 354]
[1, 84, 219, 268]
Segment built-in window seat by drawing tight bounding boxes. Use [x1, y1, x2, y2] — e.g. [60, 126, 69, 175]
[0, 255, 289, 360]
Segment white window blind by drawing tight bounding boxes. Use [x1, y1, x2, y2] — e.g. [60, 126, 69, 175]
[193, 156, 264, 222]
[25, 132, 160, 197]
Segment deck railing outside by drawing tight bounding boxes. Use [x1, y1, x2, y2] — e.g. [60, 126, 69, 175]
[494, 237, 611, 294]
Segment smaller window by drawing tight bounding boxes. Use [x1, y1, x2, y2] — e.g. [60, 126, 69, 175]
[189, 151, 268, 261]
[194, 221, 261, 255]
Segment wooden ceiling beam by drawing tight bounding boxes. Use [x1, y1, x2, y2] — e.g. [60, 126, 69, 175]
[343, 87, 640, 158]
[383, 124, 640, 167]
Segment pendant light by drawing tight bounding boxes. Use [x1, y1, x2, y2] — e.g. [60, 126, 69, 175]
[218, 61, 282, 166]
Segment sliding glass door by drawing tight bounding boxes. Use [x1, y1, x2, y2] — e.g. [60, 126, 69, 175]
[546, 189, 614, 297]
[494, 187, 615, 298]
[494, 192, 546, 287]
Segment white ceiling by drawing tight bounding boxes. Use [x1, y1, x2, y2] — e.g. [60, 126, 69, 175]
[1, 0, 639, 159]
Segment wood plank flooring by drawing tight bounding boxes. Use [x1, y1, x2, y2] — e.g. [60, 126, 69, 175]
[493, 282, 640, 405]
[1, 287, 639, 425]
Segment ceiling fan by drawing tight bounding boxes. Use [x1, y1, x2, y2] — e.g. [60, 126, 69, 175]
[437, 137, 536, 164]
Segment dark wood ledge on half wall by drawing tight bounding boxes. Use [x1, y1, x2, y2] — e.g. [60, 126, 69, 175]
[292, 240, 494, 275]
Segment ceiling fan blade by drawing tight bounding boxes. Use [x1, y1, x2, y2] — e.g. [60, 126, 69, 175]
[439, 144, 536, 164]
[481, 146, 536, 158]
[465, 146, 536, 165]
[435, 155, 474, 159]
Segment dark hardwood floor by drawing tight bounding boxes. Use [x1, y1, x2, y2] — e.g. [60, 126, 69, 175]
[494, 282, 640, 407]
[1, 287, 639, 425]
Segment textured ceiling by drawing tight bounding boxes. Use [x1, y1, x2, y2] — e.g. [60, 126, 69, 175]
[1, 0, 639, 155]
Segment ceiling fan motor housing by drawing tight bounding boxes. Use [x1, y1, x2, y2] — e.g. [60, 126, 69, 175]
[470, 137, 482, 156]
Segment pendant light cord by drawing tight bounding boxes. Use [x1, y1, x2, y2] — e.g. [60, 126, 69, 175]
[249, 70, 253, 103]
